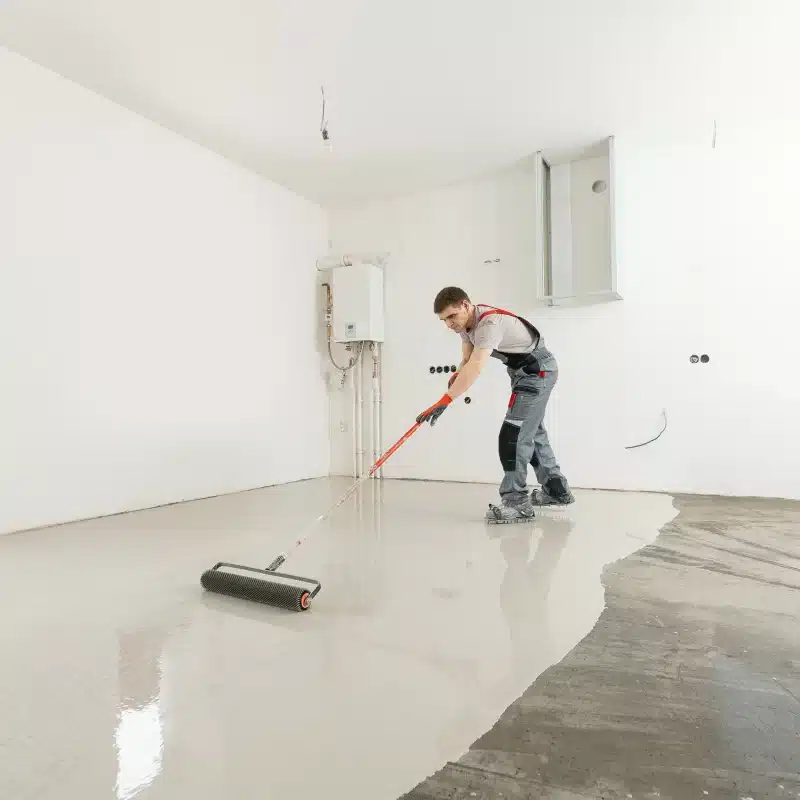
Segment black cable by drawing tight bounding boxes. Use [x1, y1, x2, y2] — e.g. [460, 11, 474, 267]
[320, 86, 331, 145]
[625, 410, 667, 450]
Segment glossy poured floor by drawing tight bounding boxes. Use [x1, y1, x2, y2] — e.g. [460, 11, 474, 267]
[0, 478, 677, 800]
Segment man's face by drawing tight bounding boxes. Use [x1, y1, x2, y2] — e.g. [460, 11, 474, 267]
[438, 302, 471, 334]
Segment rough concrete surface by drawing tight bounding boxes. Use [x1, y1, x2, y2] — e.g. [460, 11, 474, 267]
[401, 495, 800, 800]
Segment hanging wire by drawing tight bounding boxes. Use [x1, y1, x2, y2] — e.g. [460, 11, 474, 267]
[320, 85, 330, 145]
[625, 410, 668, 450]
[322, 283, 356, 373]
[328, 339, 362, 374]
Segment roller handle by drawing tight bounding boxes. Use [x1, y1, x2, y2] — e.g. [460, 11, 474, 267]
[262, 423, 421, 572]
[369, 420, 421, 476]
[263, 398, 471, 571]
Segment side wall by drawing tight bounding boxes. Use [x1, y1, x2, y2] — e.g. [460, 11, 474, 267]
[0, 46, 330, 533]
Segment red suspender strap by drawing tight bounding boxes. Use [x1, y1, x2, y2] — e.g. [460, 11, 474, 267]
[477, 304, 546, 377]
[477, 305, 517, 322]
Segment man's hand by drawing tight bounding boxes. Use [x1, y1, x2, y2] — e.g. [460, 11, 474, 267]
[416, 393, 453, 426]
[447, 371, 458, 389]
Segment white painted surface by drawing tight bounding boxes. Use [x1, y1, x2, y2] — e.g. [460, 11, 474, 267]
[330, 126, 800, 499]
[331, 263, 385, 343]
[0, 47, 329, 535]
[569, 155, 611, 295]
[550, 163, 574, 297]
[0, 477, 676, 799]
[1, 1, 798, 204]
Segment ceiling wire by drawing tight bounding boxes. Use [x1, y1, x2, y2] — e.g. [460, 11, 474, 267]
[320, 85, 330, 144]
[625, 409, 668, 450]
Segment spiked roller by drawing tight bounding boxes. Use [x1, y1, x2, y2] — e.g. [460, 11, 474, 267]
[200, 415, 442, 611]
[201, 560, 320, 611]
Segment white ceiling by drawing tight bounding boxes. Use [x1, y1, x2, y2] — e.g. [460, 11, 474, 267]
[1, 0, 797, 206]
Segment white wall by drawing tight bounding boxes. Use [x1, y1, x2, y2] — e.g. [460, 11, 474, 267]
[569, 155, 610, 296]
[329, 125, 800, 500]
[0, 46, 330, 534]
[328, 162, 540, 483]
[549, 163, 573, 297]
[545, 153, 611, 299]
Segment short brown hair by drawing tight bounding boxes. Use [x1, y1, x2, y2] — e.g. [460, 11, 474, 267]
[433, 286, 470, 314]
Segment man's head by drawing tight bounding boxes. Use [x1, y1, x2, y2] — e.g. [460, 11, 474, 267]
[434, 286, 473, 333]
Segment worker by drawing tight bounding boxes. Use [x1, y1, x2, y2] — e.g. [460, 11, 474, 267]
[416, 286, 574, 523]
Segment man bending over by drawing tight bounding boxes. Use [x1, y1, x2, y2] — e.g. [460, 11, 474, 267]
[416, 286, 574, 523]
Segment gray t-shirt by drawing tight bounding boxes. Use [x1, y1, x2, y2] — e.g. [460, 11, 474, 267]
[459, 305, 538, 353]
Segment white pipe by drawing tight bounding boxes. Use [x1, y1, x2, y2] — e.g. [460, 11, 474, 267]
[377, 342, 384, 478]
[371, 344, 379, 473]
[361, 347, 367, 477]
[365, 344, 372, 475]
[350, 360, 358, 478]
[356, 346, 364, 478]
[357, 349, 362, 478]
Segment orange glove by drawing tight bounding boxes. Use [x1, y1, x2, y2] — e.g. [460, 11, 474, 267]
[416, 393, 453, 426]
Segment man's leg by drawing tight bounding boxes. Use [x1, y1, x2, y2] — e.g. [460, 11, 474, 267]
[486, 379, 552, 523]
[530, 420, 574, 506]
[529, 421, 558, 484]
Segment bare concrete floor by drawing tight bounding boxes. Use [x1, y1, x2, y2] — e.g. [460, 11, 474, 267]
[403, 494, 800, 800]
[0, 478, 676, 800]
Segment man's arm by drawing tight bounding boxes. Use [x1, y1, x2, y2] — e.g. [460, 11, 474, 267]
[459, 341, 473, 370]
[447, 347, 491, 399]
[448, 340, 474, 388]
[416, 342, 489, 426]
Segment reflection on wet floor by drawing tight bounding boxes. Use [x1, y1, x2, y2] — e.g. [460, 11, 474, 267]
[0, 478, 676, 799]
[116, 628, 165, 799]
